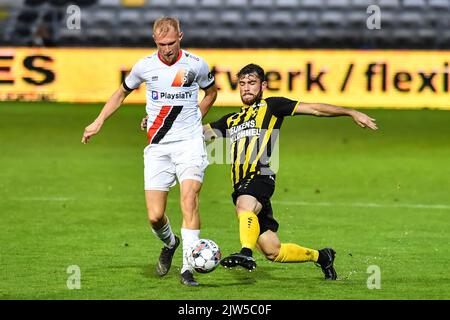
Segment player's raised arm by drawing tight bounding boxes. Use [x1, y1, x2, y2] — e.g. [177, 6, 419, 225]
[81, 83, 132, 144]
[294, 102, 378, 130]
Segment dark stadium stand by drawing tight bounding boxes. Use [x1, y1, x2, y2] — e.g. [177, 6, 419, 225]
[0, 0, 449, 48]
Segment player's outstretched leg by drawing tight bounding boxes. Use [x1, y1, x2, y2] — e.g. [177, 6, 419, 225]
[156, 235, 180, 276]
[220, 251, 257, 271]
[317, 247, 337, 280]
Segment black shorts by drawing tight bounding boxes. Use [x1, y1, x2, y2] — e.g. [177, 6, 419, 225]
[231, 175, 279, 234]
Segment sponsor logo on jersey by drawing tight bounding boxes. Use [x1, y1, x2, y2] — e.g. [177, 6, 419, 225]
[184, 52, 200, 61]
[152, 91, 194, 100]
[229, 119, 260, 143]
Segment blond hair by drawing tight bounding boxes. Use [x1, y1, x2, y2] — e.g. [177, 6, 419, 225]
[153, 16, 181, 37]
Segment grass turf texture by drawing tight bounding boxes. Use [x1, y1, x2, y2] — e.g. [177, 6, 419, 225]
[0, 102, 449, 300]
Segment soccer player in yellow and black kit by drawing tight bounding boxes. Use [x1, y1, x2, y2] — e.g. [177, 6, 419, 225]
[203, 64, 378, 280]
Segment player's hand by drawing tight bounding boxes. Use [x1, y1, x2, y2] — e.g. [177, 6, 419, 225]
[82, 120, 103, 144]
[140, 115, 148, 131]
[351, 111, 378, 130]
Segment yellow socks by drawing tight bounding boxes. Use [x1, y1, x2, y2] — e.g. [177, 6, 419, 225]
[237, 211, 318, 264]
[273, 243, 319, 263]
[238, 211, 260, 250]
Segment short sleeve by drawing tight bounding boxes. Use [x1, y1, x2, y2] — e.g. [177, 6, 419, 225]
[208, 112, 234, 137]
[196, 58, 215, 90]
[123, 60, 144, 91]
[266, 97, 299, 118]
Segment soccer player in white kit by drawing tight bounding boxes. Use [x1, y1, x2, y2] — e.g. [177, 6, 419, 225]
[82, 17, 218, 286]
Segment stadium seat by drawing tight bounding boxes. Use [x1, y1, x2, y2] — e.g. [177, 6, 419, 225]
[379, 11, 396, 29]
[288, 29, 313, 47]
[378, 0, 401, 10]
[118, 28, 142, 47]
[173, 0, 197, 9]
[132, 28, 153, 46]
[417, 29, 437, 48]
[371, 29, 396, 48]
[192, 10, 218, 27]
[398, 12, 425, 29]
[90, 9, 117, 28]
[403, 0, 427, 11]
[220, 10, 243, 27]
[320, 11, 346, 29]
[265, 28, 290, 47]
[350, 0, 372, 9]
[58, 28, 85, 46]
[147, 0, 173, 8]
[119, 9, 142, 26]
[142, 10, 165, 25]
[213, 28, 242, 47]
[249, 0, 273, 8]
[325, 0, 350, 10]
[183, 28, 213, 47]
[86, 27, 112, 46]
[199, 0, 222, 8]
[439, 30, 450, 48]
[429, 0, 450, 11]
[347, 11, 367, 29]
[293, 11, 318, 28]
[246, 11, 268, 27]
[241, 28, 267, 48]
[98, 0, 121, 7]
[269, 11, 294, 28]
[313, 28, 344, 48]
[225, 0, 248, 8]
[275, 0, 298, 9]
[301, 0, 325, 10]
[393, 29, 420, 48]
[169, 10, 192, 28]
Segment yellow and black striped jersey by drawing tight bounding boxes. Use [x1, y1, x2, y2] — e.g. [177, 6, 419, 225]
[208, 97, 299, 186]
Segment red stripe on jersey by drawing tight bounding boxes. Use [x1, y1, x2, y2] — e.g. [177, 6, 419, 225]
[147, 105, 172, 144]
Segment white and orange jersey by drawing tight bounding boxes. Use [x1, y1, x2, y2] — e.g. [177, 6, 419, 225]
[124, 49, 215, 144]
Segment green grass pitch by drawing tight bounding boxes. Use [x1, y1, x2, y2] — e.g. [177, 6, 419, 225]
[0, 102, 449, 300]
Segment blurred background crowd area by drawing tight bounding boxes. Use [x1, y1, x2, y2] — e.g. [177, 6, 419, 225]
[0, 0, 449, 49]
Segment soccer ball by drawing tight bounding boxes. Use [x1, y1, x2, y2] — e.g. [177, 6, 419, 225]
[187, 239, 221, 273]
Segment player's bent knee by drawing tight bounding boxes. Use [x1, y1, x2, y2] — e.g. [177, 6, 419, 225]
[264, 248, 280, 261]
[265, 253, 277, 261]
[148, 214, 163, 226]
[147, 209, 165, 225]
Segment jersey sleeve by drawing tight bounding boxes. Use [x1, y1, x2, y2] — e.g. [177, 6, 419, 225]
[123, 60, 144, 91]
[196, 58, 215, 90]
[266, 97, 300, 118]
[207, 112, 234, 137]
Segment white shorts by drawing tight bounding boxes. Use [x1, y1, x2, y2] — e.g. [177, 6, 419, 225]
[143, 137, 208, 191]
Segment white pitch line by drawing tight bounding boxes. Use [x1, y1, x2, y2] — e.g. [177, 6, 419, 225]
[8, 197, 450, 210]
[272, 200, 450, 210]
[10, 197, 74, 202]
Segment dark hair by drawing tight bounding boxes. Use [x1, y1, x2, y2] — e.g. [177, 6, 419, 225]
[236, 64, 266, 81]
